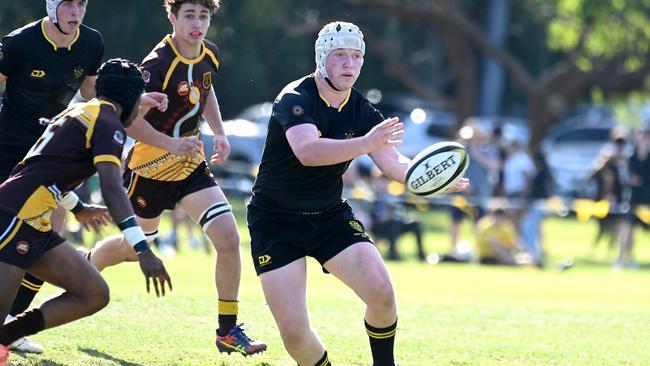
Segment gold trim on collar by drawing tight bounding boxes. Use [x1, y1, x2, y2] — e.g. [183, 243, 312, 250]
[165, 35, 206, 65]
[318, 88, 351, 112]
[41, 18, 81, 51]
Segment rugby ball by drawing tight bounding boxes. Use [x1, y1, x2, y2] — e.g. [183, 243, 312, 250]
[405, 141, 469, 196]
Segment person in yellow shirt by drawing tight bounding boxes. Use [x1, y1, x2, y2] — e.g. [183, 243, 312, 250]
[475, 207, 531, 265]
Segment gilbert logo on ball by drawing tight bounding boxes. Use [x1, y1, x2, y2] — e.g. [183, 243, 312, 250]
[405, 141, 469, 197]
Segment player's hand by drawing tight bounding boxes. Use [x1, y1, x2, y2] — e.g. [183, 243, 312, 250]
[168, 136, 202, 157]
[210, 134, 231, 165]
[136, 249, 172, 297]
[73, 204, 112, 232]
[444, 177, 470, 193]
[362, 117, 404, 153]
[139, 92, 169, 114]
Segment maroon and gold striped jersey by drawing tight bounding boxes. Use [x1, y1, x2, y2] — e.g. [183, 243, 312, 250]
[0, 99, 125, 231]
[126, 35, 220, 181]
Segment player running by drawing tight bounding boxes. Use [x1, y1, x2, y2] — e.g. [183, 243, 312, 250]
[85, 0, 266, 356]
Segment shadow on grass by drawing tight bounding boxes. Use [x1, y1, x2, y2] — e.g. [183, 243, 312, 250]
[79, 348, 145, 366]
[217, 362, 272, 366]
[10, 354, 66, 366]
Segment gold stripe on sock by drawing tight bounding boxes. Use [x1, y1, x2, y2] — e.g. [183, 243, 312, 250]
[218, 299, 239, 315]
[318, 356, 330, 366]
[366, 328, 397, 339]
[21, 279, 42, 291]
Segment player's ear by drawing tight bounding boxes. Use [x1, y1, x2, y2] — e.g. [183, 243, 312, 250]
[167, 11, 176, 26]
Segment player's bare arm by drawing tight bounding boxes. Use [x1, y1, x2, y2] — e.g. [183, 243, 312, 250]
[286, 117, 403, 167]
[79, 75, 97, 100]
[95, 161, 172, 297]
[203, 87, 231, 165]
[73, 204, 112, 233]
[125, 107, 201, 158]
[370, 146, 411, 183]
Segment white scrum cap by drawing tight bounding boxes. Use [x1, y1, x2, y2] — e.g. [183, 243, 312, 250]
[47, 0, 86, 24]
[315, 21, 365, 79]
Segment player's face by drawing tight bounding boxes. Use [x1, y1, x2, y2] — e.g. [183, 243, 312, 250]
[326, 48, 364, 90]
[123, 96, 142, 128]
[57, 0, 87, 33]
[169, 3, 211, 47]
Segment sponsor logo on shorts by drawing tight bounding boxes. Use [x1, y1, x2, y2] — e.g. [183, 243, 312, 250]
[16, 241, 30, 255]
[258, 254, 272, 267]
[202, 71, 211, 89]
[178, 81, 190, 96]
[345, 129, 356, 139]
[292, 105, 304, 116]
[136, 196, 147, 208]
[142, 70, 151, 83]
[349, 220, 368, 238]
[30, 70, 46, 78]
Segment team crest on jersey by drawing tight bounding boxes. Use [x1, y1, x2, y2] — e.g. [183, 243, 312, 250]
[142, 70, 151, 83]
[16, 241, 30, 255]
[345, 129, 356, 139]
[202, 72, 211, 89]
[73, 66, 85, 81]
[292, 105, 304, 116]
[113, 130, 125, 144]
[349, 220, 363, 232]
[178, 81, 190, 96]
[136, 196, 147, 208]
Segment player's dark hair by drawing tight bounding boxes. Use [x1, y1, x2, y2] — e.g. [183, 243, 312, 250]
[95, 58, 144, 123]
[164, 0, 220, 16]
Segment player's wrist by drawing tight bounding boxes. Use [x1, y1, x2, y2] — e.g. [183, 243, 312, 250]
[118, 216, 150, 254]
[58, 192, 87, 214]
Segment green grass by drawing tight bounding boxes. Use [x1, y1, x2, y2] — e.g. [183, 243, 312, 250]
[9, 198, 650, 366]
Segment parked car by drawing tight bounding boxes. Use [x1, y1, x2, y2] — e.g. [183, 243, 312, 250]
[540, 108, 619, 198]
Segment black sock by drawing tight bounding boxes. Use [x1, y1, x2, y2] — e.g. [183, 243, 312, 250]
[365, 319, 397, 366]
[0, 309, 45, 346]
[313, 350, 331, 366]
[9, 273, 44, 316]
[217, 314, 237, 336]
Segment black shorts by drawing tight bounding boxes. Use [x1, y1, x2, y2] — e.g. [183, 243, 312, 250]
[0, 211, 65, 269]
[247, 201, 373, 275]
[0, 144, 31, 183]
[124, 162, 217, 218]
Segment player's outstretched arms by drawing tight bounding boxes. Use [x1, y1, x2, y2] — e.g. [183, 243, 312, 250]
[95, 162, 172, 297]
[443, 177, 470, 193]
[361, 117, 404, 153]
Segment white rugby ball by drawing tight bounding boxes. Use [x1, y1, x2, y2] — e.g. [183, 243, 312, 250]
[405, 141, 469, 196]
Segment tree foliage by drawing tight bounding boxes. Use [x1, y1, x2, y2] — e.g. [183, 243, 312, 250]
[1, 0, 649, 143]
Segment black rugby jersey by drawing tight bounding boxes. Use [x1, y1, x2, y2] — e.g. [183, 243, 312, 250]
[126, 35, 220, 182]
[0, 19, 104, 147]
[251, 74, 384, 214]
[0, 99, 125, 232]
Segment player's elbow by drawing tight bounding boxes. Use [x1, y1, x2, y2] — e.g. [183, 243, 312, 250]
[293, 147, 320, 166]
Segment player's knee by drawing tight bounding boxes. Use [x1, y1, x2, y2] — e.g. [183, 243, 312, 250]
[207, 222, 240, 252]
[82, 277, 110, 314]
[367, 281, 396, 312]
[278, 320, 310, 350]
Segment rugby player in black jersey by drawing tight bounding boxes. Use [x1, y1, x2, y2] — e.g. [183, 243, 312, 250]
[247, 22, 468, 366]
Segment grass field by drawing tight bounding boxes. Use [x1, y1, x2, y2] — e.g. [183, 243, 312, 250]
[8, 197, 650, 366]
